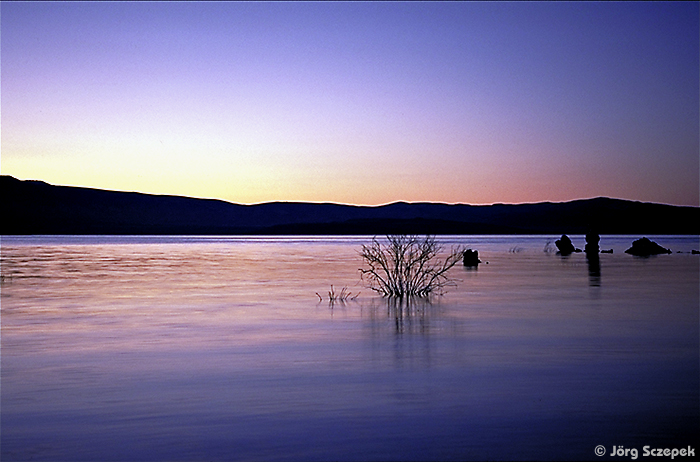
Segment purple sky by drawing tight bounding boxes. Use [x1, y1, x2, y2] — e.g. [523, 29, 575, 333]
[2, 2, 698, 206]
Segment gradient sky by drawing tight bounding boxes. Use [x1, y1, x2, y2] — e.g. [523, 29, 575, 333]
[2, 2, 698, 206]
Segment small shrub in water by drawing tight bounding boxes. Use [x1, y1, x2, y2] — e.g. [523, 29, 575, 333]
[359, 234, 465, 298]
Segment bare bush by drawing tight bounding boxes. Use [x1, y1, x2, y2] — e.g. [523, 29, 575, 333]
[359, 235, 465, 298]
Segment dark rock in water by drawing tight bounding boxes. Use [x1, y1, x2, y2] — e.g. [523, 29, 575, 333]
[625, 237, 671, 256]
[463, 249, 481, 267]
[585, 232, 600, 255]
[555, 235, 580, 255]
[692, 250, 699, 255]
[601, 249, 613, 254]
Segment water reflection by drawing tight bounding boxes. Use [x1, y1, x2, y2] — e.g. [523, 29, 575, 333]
[2, 236, 698, 461]
[585, 232, 602, 287]
[363, 296, 438, 335]
[355, 296, 461, 371]
[587, 253, 601, 287]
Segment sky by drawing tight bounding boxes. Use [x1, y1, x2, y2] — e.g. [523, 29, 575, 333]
[1, 1, 698, 206]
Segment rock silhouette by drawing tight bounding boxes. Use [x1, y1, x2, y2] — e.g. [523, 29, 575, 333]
[463, 249, 481, 267]
[585, 232, 601, 286]
[585, 232, 600, 255]
[625, 237, 671, 256]
[555, 235, 580, 255]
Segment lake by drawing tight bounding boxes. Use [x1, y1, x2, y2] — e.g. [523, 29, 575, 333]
[1, 235, 698, 461]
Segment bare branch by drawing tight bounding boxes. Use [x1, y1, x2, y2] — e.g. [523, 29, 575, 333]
[359, 235, 465, 298]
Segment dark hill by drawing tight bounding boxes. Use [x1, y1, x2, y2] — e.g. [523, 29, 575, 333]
[2, 175, 697, 235]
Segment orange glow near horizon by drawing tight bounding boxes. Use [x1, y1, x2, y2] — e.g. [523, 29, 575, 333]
[1, 2, 698, 207]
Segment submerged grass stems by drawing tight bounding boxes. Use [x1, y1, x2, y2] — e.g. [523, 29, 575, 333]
[316, 285, 359, 302]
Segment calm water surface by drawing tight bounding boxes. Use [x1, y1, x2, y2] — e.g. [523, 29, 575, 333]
[1, 235, 698, 461]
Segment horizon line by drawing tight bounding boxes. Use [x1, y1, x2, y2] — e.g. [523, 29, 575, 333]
[3, 175, 697, 209]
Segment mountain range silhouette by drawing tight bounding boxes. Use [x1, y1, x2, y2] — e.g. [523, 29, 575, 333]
[2, 175, 697, 235]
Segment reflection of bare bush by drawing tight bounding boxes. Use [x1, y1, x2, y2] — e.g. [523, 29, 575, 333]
[363, 295, 439, 336]
[385, 296, 433, 335]
[359, 235, 465, 298]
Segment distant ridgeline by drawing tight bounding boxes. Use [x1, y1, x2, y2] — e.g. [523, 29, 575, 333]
[2, 175, 698, 235]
